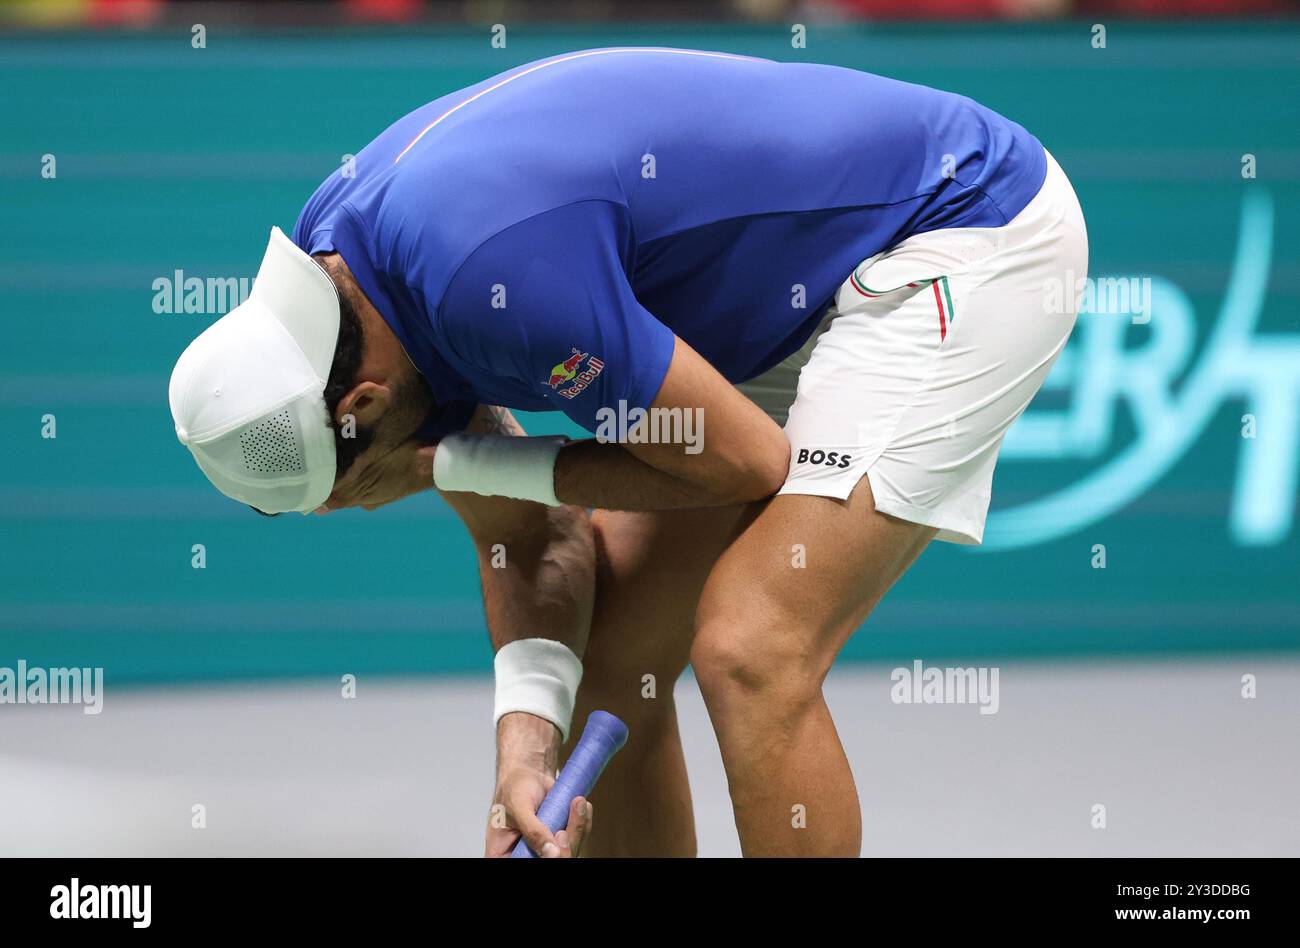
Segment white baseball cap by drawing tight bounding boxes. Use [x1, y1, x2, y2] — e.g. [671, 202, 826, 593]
[168, 226, 340, 514]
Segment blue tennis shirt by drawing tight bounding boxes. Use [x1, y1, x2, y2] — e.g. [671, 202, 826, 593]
[293, 48, 1046, 434]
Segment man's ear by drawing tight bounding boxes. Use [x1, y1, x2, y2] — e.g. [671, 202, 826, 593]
[335, 381, 393, 428]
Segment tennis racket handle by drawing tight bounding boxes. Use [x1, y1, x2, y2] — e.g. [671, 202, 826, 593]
[509, 710, 629, 858]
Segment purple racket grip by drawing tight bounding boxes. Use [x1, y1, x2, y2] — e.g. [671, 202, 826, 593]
[510, 710, 628, 858]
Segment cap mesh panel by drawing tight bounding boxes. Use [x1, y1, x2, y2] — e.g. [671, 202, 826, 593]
[239, 409, 306, 474]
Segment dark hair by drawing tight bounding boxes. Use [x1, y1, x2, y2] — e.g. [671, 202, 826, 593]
[319, 258, 375, 479]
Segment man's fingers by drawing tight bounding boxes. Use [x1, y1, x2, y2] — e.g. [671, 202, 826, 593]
[485, 798, 525, 858]
[484, 826, 520, 858]
[545, 831, 570, 858]
[319, 447, 384, 512]
[565, 796, 593, 857]
[483, 796, 589, 858]
[512, 796, 558, 857]
[535, 798, 592, 858]
[319, 476, 374, 513]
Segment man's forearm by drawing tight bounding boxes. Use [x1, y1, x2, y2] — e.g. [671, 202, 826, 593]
[443, 483, 595, 750]
[446, 404, 596, 659]
[553, 437, 784, 511]
[441, 404, 598, 763]
[476, 501, 593, 774]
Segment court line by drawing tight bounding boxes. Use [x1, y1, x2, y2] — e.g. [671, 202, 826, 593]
[1, 598, 1296, 634]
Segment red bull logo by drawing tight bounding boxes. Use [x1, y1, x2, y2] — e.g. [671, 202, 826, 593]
[546, 348, 605, 398]
[547, 348, 588, 389]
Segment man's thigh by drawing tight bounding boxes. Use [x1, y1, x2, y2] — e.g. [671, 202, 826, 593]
[694, 477, 936, 683]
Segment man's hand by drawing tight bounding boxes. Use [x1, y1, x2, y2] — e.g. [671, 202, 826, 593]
[317, 438, 436, 513]
[487, 770, 593, 858]
[486, 712, 593, 858]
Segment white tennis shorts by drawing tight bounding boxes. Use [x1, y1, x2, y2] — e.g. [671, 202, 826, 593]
[738, 150, 1088, 544]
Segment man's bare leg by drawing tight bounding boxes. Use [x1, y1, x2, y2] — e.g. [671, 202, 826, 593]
[565, 504, 755, 857]
[691, 477, 935, 857]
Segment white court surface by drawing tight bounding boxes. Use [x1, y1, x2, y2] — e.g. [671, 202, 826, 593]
[1, 657, 1296, 857]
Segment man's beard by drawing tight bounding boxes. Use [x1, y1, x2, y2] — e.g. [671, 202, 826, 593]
[333, 421, 376, 481]
[333, 369, 433, 480]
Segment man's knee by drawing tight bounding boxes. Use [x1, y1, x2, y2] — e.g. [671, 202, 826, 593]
[690, 611, 829, 718]
[580, 508, 719, 706]
[576, 633, 689, 731]
[578, 657, 678, 707]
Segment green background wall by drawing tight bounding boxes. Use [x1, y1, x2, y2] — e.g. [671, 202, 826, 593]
[2, 22, 1297, 682]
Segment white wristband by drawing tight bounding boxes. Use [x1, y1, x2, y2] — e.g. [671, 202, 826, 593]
[493, 639, 584, 741]
[433, 433, 565, 506]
